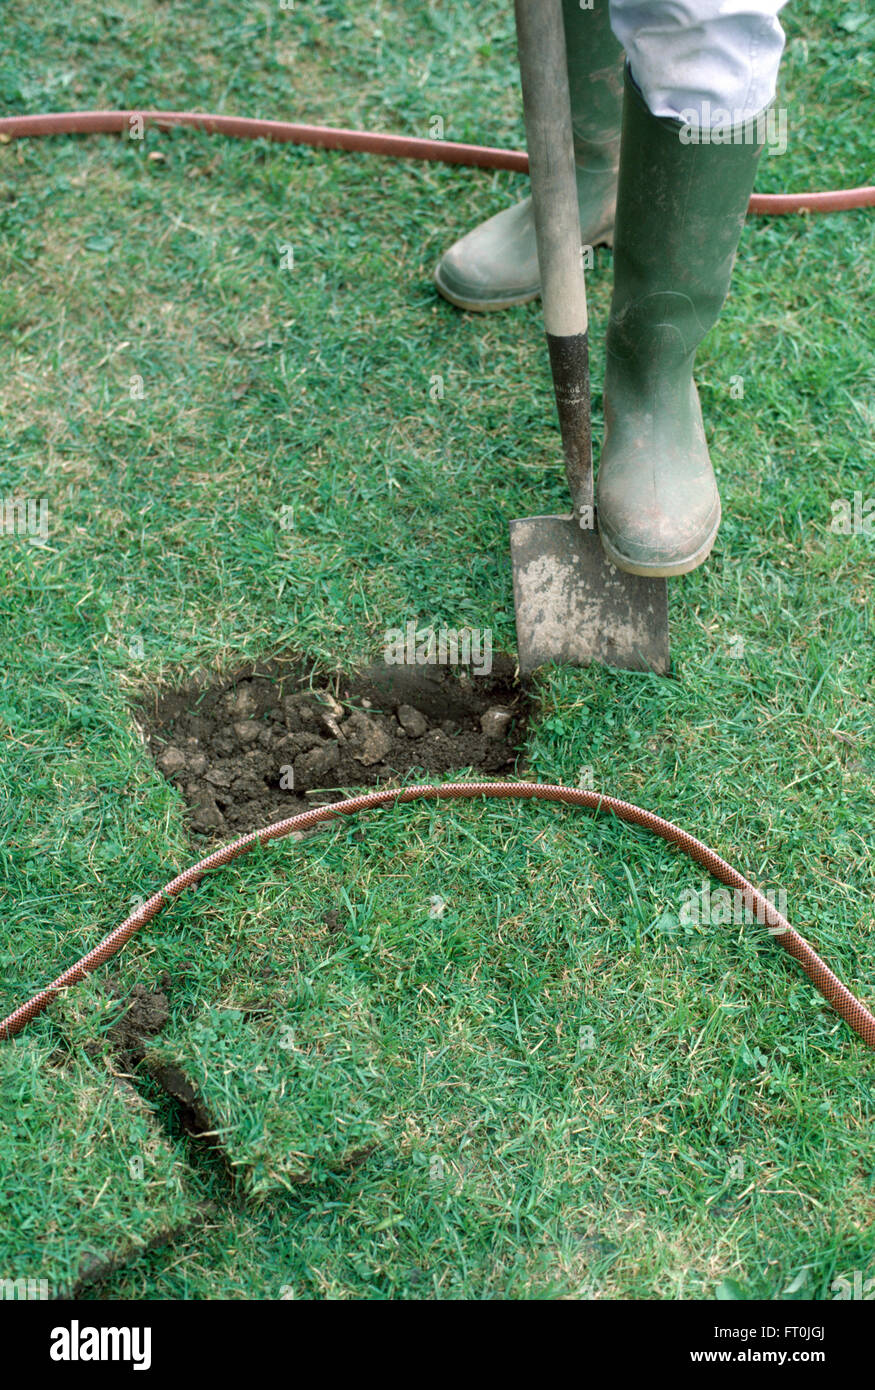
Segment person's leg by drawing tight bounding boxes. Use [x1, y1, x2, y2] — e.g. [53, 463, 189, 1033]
[609, 0, 787, 126]
[596, 0, 788, 577]
[434, 0, 623, 312]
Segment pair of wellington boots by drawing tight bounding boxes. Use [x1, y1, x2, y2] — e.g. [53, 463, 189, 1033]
[435, 0, 763, 577]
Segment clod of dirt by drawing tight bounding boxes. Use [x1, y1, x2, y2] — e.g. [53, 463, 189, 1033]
[107, 979, 171, 1057]
[140, 655, 530, 840]
[341, 710, 394, 765]
[157, 746, 187, 777]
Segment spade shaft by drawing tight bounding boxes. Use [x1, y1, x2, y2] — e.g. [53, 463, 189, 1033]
[514, 0, 592, 516]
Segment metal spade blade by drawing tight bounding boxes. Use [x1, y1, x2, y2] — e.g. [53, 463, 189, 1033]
[510, 513, 670, 675]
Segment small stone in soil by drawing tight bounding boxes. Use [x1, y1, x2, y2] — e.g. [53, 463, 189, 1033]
[481, 707, 513, 739]
[397, 704, 428, 738]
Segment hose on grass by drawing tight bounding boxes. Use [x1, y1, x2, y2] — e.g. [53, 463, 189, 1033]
[1, 109, 874, 215]
[2, 781, 874, 1048]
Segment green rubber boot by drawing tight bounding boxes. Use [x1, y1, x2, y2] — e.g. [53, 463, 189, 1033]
[596, 69, 764, 577]
[434, 0, 622, 312]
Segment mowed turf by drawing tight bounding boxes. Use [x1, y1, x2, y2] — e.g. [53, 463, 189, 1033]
[0, 1038, 201, 1297]
[0, 0, 873, 1299]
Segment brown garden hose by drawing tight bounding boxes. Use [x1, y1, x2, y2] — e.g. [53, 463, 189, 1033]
[1, 109, 874, 215]
[2, 781, 873, 1048]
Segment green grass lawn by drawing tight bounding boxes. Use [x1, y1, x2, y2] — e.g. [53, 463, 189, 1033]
[0, 0, 873, 1300]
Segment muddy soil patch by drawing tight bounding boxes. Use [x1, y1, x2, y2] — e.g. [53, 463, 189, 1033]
[138, 655, 530, 839]
[107, 977, 171, 1059]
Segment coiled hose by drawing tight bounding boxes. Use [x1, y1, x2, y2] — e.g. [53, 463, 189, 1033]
[1, 109, 874, 214]
[2, 781, 874, 1047]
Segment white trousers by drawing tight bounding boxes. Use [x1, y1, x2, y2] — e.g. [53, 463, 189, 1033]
[607, 0, 790, 124]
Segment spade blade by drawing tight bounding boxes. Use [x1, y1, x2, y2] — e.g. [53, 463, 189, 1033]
[510, 514, 670, 675]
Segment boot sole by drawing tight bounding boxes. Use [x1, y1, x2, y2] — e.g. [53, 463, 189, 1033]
[433, 232, 613, 314]
[598, 502, 721, 578]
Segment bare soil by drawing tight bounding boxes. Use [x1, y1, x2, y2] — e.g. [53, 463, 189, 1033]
[139, 655, 530, 840]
